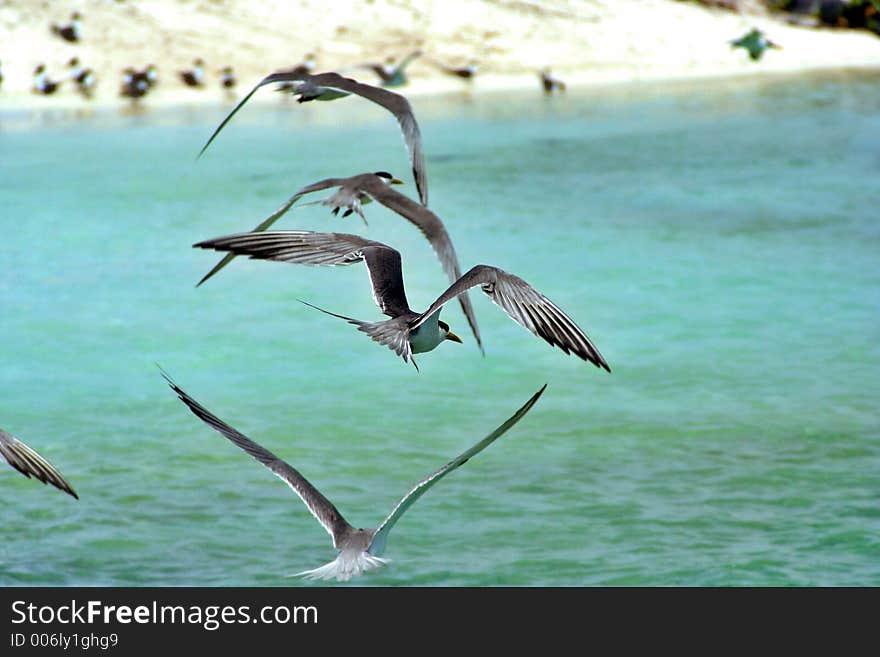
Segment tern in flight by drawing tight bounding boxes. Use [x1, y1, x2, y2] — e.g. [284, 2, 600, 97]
[361, 50, 422, 88]
[194, 171, 483, 353]
[195, 231, 610, 371]
[197, 70, 429, 206]
[1, 429, 78, 499]
[162, 369, 545, 581]
[729, 28, 782, 61]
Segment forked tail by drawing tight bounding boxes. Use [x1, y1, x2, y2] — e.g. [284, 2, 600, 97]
[298, 299, 417, 369]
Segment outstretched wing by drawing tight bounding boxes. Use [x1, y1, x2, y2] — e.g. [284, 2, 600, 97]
[196, 177, 348, 287]
[160, 368, 353, 548]
[361, 178, 483, 352]
[0, 429, 77, 499]
[197, 69, 428, 207]
[415, 265, 611, 371]
[196, 67, 308, 158]
[307, 72, 428, 207]
[194, 230, 412, 317]
[368, 384, 547, 556]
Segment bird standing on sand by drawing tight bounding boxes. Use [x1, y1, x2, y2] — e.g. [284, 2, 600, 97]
[193, 171, 483, 354]
[291, 53, 317, 77]
[120, 67, 149, 100]
[275, 53, 317, 93]
[539, 68, 566, 95]
[162, 369, 545, 581]
[729, 28, 782, 61]
[50, 11, 82, 43]
[180, 58, 206, 87]
[1, 429, 78, 499]
[439, 59, 479, 81]
[198, 70, 430, 207]
[67, 57, 96, 98]
[219, 65, 237, 91]
[32, 65, 61, 95]
[362, 50, 422, 87]
[137, 63, 159, 89]
[195, 231, 610, 371]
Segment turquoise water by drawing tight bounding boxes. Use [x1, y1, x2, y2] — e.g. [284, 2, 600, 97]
[1, 70, 878, 586]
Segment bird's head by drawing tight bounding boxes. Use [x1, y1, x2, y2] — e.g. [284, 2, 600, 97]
[375, 171, 404, 185]
[439, 320, 463, 344]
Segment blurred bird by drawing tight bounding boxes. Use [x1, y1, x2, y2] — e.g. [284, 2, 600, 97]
[219, 65, 237, 91]
[1, 429, 78, 499]
[162, 368, 545, 582]
[439, 59, 479, 81]
[32, 65, 61, 95]
[198, 70, 430, 206]
[67, 57, 96, 98]
[729, 28, 782, 61]
[361, 50, 422, 87]
[193, 171, 484, 354]
[195, 231, 611, 371]
[120, 67, 149, 100]
[50, 11, 82, 43]
[291, 52, 317, 76]
[180, 58, 206, 87]
[276, 53, 316, 92]
[137, 63, 159, 89]
[539, 68, 566, 94]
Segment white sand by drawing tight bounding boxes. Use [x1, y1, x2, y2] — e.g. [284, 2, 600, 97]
[1, 0, 879, 112]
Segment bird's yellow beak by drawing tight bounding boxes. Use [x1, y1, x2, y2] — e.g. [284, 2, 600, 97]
[445, 330, 463, 344]
[391, 178, 405, 185]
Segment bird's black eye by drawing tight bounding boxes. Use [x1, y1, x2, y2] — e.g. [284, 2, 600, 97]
[374, 171, 393, 180]
[438, 320, 450, 331]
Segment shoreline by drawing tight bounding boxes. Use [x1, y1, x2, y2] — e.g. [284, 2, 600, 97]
[3, 60, 879, 121]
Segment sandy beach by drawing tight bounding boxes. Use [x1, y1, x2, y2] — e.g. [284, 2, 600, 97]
[1, 0, 880, 111]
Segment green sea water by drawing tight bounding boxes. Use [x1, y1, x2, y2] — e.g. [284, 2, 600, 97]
[1, 69, 878, 586]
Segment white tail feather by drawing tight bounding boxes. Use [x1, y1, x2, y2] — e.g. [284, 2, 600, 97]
[292, 551, 390, 582]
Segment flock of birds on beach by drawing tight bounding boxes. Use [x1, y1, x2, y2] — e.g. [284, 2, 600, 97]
[4, 10, 785, 584]
[6, 11, 785, 107]
[13, 11, 570, 104]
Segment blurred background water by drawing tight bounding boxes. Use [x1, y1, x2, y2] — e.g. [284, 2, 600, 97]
[0, 69, 877, 586]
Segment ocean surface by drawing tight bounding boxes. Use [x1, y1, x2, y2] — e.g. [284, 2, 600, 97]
[1, 69, 878, 586]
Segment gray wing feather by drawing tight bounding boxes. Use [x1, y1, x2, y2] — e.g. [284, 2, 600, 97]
[0, 429, 78, 499]
[308, 73, 428, 207]
[196, 178, 347, 287]
[194, 231, 412, 317]
[198, 69, 428, 206]
[368, 384, 547, 555]
[415, 265, 611, 371]
[160, 369, 353, 547]
[361, 180, 483, 351]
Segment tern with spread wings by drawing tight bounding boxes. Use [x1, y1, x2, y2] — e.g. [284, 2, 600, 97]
[195, 231, 610, 371]
[198, 70, 429, 206]
[162, 369, 545, 582]
[195, 171, 484, 353]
